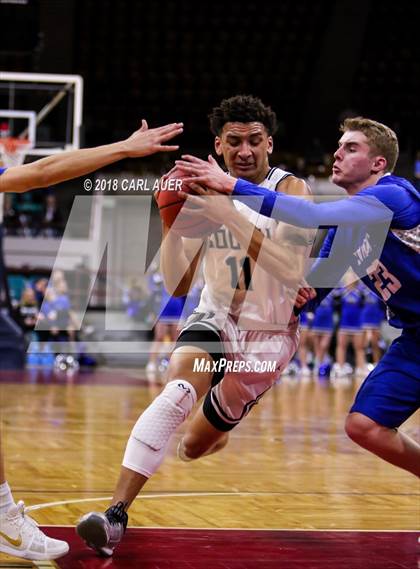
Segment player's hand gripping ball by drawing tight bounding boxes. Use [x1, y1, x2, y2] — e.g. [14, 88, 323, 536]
[155, 166, 222, 238]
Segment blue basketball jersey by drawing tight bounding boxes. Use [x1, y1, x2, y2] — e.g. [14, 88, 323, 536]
[310, 178, 419, 328]
[310, 176, 419, 328]
[231, 173, 420, 427]
[233, 175, 420, 329]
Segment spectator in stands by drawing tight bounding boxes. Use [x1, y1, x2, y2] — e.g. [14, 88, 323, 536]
[33, 277, 48, 307]
[38, 193, 64, 237]
[15, 191, 43, 236]
[124, 280, 149, 322]
[2, 194, 19, 236]
[17, 286, 39, 340]
[38, 287, 59, 339]
[51, 269, 67, 294]
[53, 279, 73, 339]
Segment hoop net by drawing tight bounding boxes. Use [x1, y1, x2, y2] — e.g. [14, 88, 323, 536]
[0, 137, 32, 168]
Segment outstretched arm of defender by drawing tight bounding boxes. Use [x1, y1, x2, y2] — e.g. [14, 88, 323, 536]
[180, 182, 310, 288]
[0, 120, 183, 194]
[176, 154, 395, 228]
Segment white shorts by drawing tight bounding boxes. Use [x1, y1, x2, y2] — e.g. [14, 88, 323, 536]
[177, 311, 300, 431]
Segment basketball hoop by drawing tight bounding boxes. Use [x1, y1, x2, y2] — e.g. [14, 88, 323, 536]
[0, 137, 32, 168]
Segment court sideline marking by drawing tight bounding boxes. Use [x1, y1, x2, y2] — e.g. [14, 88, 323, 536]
[25, 493, 419, 533]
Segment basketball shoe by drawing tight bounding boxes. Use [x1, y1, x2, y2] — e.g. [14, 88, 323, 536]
[0, 500, 69, 560]
[76, 501, 128, 556]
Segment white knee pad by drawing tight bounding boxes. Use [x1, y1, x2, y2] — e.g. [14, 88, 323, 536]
[122, 380, 197, 478]
[132, 380, 197, 451]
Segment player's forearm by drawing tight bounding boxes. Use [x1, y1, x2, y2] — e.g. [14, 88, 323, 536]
[2, 141, 128, 193]
[233, 179, 394, 227]
[224, 210, 304, 286]
[159, 225, 201, 296]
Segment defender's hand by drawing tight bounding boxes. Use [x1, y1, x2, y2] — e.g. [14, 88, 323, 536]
[180, 184, 235, 224]
[175, 154, 236, 194]
[123, 120, 183, 158]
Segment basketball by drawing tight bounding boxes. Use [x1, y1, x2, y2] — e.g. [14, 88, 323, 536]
[155, 166, 222, 238]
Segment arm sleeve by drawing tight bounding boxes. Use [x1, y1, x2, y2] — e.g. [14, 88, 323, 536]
[233, 179, 394, 228]
[360, 185, 419, 229]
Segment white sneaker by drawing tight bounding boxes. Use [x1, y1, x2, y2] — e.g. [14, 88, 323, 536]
[330, 363, 347, 380]
[342, 362, 353, 375]
[300, 366, 311, 377]
[0, 501, 69, 560]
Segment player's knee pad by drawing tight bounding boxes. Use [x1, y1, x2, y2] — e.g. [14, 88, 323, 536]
[122, 380, 197, 478]
[131, 380, 197, 451]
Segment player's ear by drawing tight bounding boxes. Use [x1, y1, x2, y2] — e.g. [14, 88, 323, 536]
[214, 137, 223, 156]
[372, 155, 387, 174]
[267, 136, 273, 155]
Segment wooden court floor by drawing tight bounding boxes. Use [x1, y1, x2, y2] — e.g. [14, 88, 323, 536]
[0, 368, 419, 567]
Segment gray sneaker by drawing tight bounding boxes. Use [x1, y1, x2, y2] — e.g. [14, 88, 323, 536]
[76, 501, 128, 557]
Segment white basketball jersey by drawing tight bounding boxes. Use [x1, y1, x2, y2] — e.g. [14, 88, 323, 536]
[197, 167, 299, 331]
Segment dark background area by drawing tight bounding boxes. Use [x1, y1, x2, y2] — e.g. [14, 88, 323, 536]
[1, 0, 419, 175]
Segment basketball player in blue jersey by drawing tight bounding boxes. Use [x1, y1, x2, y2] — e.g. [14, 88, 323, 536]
[77, 95, 313, 557]
[178, 117, 420, 478]
[0, 119, 183, 561]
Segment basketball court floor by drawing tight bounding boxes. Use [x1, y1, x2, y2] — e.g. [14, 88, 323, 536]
[0, 368, 418, 568]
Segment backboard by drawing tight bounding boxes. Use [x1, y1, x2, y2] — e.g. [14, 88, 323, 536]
[0, 72, 83, 158]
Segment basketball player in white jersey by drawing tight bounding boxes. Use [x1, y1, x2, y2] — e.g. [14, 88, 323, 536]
[0, 119, 183, 561]
[77, 95, 313, 556]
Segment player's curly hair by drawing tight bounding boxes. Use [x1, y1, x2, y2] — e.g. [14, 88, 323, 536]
[209, 95, 278, 136]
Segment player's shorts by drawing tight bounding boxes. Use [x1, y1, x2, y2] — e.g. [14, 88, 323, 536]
[176, 310, 300, 431]
[361, 307, 384, 330]
[311, 306, 333, 333]
[350, 327, 420, 428]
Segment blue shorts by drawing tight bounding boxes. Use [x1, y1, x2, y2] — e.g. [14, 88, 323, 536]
[350, 328, 420, 428]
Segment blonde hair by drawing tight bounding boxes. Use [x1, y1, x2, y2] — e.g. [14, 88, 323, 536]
[340, 117, 399, 172]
